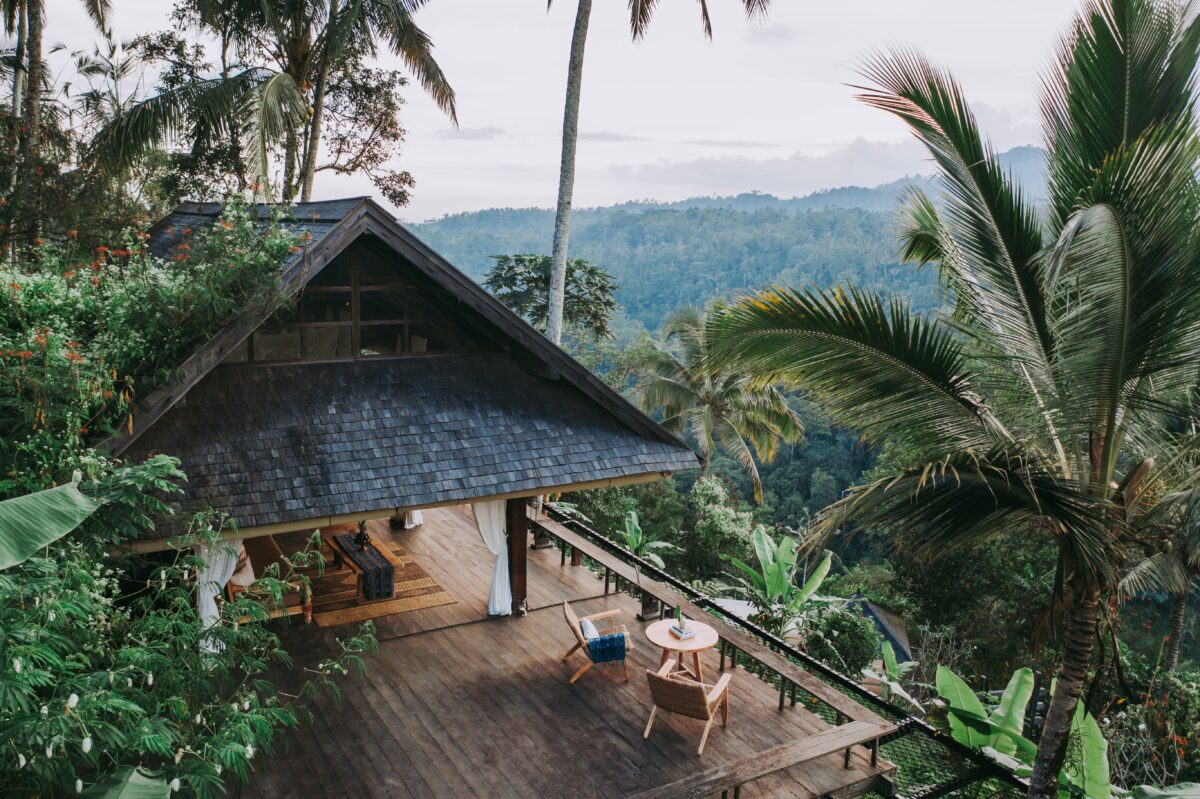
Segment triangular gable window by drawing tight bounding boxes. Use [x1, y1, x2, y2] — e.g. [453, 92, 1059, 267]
[223, 238, 488, 364]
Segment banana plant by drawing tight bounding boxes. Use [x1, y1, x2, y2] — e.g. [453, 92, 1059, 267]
[619, 511, 677, 569]
[934, 666, 1109, 798]
[862, 641, 923, 712]
[722, 527, 833, 637]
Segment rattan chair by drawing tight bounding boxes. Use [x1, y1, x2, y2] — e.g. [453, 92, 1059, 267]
[561, 601, 633, 683]
[643, 659, 732, 755]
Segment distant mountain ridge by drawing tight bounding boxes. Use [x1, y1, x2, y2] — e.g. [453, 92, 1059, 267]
[410, 146, 1044, 332]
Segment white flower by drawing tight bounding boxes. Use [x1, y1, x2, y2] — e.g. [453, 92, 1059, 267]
[39, 705, 48, 718]
[81, 737, 92, 754]
[47, 611, 55, 622]
[76, 779, 83, 794]
[67, 693, 79, 709]
[12, 658, 21, 674]
[245, 743, 255, 760]
[160, 570, 167, 590]
[1138, 722, 1149, 732]
[170, 778, 181, 792]
[45, 745, 53, 758]
[242, 699, 250, 711]
[194, 713, 203, 725]
[231, 702, 239, 712]
[126, 678, 132, 688]
[17, 754, 25, 769]
[147, 672, 154, 686]
[215, 765, 221, 776]
[174, 749, 183, 764]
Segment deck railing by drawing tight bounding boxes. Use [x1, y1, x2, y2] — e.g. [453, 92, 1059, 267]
[534, 504, 1031, 799]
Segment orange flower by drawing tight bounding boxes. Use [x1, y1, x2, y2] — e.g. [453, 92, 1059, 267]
[68, 229, 78, 240]
[91, 276, 100, 286]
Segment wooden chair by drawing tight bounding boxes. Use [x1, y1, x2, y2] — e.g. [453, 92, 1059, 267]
[561, 601, 633, 683]
[225, 535, 312, 623]
[644, 659, 732, 755]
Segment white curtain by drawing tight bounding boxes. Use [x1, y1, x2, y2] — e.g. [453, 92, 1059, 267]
[196, 539, 241, 652]
[472, 500, 511, 616]
[404, 509, 424, 529]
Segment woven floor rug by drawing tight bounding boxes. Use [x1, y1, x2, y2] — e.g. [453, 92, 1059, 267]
[302, 539, 455, 628]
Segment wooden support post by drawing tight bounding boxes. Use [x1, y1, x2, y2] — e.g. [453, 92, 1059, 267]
[778, 678, 787, 712]
[506, 498, 529, 615]
[720, 640, 727, 671]
[571, 546, 581, 566]
[789, 682, 797, 707]
[870, 738, 879, 767]
[604, 567, 610, 594]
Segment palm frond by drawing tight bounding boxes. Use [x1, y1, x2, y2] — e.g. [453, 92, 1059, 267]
[857, 47, 1052, 383]
[371, 0, 457, 123]
[707, 285, 1000, 454]
[811, 449, 1116, 588]
[1042, 0, 1200, 228]
[240, 70, 308, 195]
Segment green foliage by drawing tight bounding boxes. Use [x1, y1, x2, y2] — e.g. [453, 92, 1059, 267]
[0, 493, 376, 797]
[0, 479, 101, 569]
[414, 205, 944, 334]
[483, 254, 617, 340]
[721, 527, 831, 637]
[616, 511, 677, 569]
[0, 198, 294, 492]
[801, 610, 882, 676]
[637, 305, 803, 502]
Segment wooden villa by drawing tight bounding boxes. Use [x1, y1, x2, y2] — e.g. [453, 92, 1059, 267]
[107, 198, 898, 798]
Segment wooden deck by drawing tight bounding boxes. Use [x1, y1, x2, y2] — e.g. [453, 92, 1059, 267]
[247, 507, 896, 798]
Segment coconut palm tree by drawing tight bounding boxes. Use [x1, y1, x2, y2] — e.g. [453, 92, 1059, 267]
[88, 0, 455, 200]
[705, 1, 1200, 795]
[543, 0, 771, 346]
[637, 305, 803, 503]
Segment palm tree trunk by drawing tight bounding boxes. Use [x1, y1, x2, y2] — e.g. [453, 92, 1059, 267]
[1028, 587, 1100, 799]
[11, 2, 27, 120]
[18, 0, 43, 242]
[547, 0, 592, 346]
[299, 53, 332, 202]
[1164, 591, 1188, 673]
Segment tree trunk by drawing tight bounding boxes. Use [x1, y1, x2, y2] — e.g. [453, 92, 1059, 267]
[299, 0, 337, 203]
[11, 2, 27, 120]
[547, 0, 592, 346]
[1028, 587, 1101, 799]
[299, 57, 330, 203]
[18, 0, 43, 243]
[282, 128, 299, 202]
[1164, 591, 1187, 673]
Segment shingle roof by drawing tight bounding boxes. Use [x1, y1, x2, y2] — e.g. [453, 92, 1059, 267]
[117, 198, 699, 536]
[125, 354, 696, 535]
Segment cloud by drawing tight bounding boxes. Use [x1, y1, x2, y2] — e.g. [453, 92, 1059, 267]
[434, 126, 507, 140]
[680, 138, 777, 149]
[580, 131, 649, 142]
[612, 137, 931, 198]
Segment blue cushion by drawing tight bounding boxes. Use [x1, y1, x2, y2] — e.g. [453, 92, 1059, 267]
[579, 618, 599, 640]
[588, 633, 627, 664]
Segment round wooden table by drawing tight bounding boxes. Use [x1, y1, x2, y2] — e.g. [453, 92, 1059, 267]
[644, 618, 720, 682]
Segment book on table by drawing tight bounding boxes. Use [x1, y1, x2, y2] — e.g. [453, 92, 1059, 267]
[669, 625, 695, 640]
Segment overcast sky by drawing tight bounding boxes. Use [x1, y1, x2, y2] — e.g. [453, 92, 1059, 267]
[46, 0, 1078, 221]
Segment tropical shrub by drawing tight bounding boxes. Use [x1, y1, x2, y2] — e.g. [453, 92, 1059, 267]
[0, 196, 294, 494]
[721, 527, 831, 638]
[802, 610, 882, 676]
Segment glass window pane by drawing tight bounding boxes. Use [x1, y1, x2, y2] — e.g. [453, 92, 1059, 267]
[303, 325, 353, 359]
[359, 324, 406, 357]
[359, 289, 407, 321]
[301, 291, 352, 324]
[252, 328, 301, 362]
[307, 256, 351, 287]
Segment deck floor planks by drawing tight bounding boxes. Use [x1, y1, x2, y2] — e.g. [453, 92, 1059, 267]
[246, 506, 894, 798]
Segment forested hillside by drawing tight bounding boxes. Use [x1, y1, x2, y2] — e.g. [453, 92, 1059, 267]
[411, 146, 1043, 331]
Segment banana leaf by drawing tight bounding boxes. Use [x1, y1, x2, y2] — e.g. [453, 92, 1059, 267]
[1131, 785, 1200, 799]
[0, 481, 102, 570]
[936, 666, 992, 749]
[80, 768, 169, 798]
[990, 668, 1034, 758]
[795, 549, 832, 606]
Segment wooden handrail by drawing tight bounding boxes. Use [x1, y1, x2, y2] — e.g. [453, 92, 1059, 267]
[627, 720, 894, 799]
[531, 512, 893, 728]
